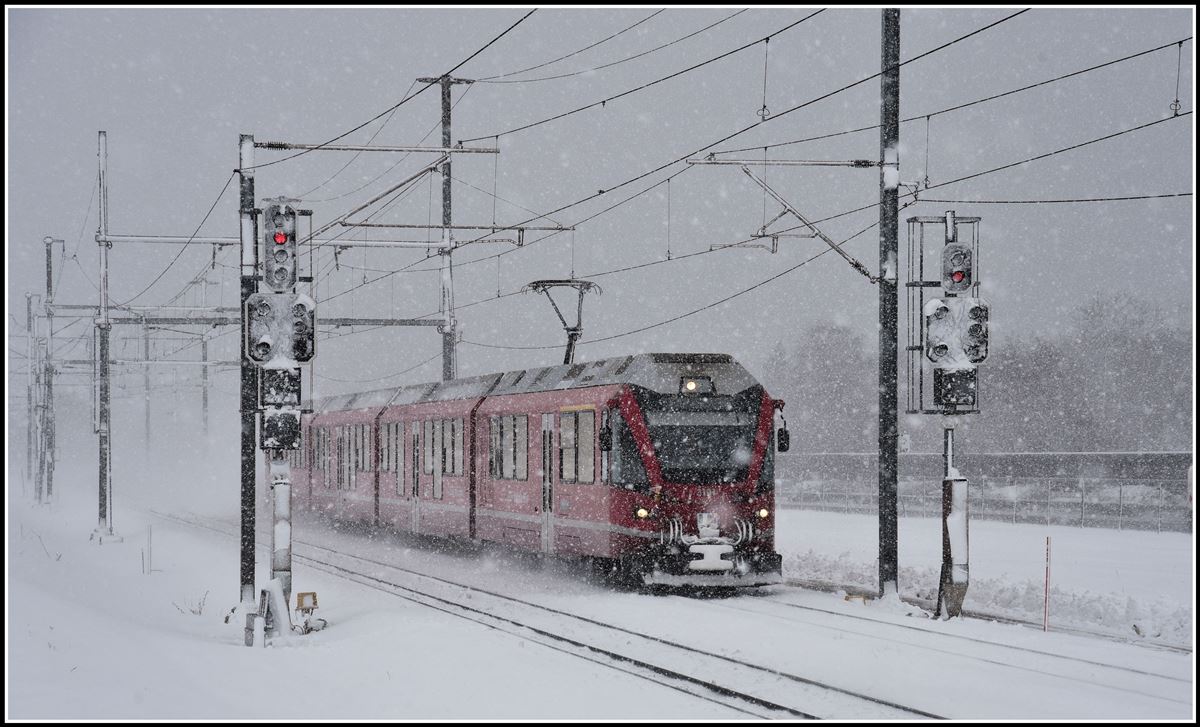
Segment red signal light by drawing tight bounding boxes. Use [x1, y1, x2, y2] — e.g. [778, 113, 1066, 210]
[951, 271, 965, 283]
[274, 231, 287, 245]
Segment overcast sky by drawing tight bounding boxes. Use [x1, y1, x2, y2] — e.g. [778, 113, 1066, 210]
[7, 6, 1194, 404]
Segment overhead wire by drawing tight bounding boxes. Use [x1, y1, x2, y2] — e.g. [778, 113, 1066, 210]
[450, 173, 563, 227]
[437, 7, 1030, 277]
[317, 162, 697, 306]
[917, 193, 1192, 204]
[479, 9, 748, 85]
[477, 8, 665, 81]
[755, 110, 1194, 236]
[246, 8, 536, 171]
[296, 79, 419, 200]
[407, 107, 1194, 329]
[185, 11, 1178, 371]
[111, 170, 236, 307]
[713, 35, 1192, 156]
[54, 175, 98, 299]
[314, 351, 443, 384]
[304, 82, 475, 205]
[460, 216, 889, 352]
[357, 9, 1039, 294]
[462, 9, 826, 143]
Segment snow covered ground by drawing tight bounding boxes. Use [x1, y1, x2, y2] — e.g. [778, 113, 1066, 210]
[776, 509, 1195, 648]
[7, 474, 1195, 720]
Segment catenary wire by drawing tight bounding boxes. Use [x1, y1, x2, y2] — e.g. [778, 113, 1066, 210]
[477, 9, 665, 81]
[246, 9, 536, 171]
[713, 36, 1191, 156]
[479, 9, 748, 85]
[315, 10, 1031, 308]
[463, 10, 826, 143]
[111, 170, 236, 307]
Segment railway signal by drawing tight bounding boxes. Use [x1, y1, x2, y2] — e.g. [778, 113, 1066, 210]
[924, 297, 990, 370]
[963, 299, 989, 364]
[907, 211, 991, 619]
[244, 292, 315, 365]
[261, 368, 301, 407]
[261, 408, 300, 450]
[245, 293, 279, 365]
[262, 202, 297, 293]
[941, 242, 973, 293]
[290, 296, 315, 362]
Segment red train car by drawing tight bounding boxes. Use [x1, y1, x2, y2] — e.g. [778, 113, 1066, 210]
[290, 353, 785, 586]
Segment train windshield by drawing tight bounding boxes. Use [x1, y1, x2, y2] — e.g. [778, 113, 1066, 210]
[638, 387, 762, 484]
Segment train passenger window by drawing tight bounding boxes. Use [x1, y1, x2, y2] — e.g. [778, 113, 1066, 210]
[560, 412, 576, 482]
[336, 430, 345, 490]
[501, 415, 515, 479]
[353, 425, 361, 472]
[453, 418, 464, 475]
[440, 419, 453, 476]
[348, 426, 357, 487]
[559, 410, 595, 484]
[364, 424, 371, 472]
[380, 422, 390, 472]
[400, 424, 410, 482]
[411, 422, 420, 497]
[325, 429, 332, 487]
[320, 429, 327, 486]
[515, 415, 528, 480]
[489, 414, 528, 480]
[578, 411, 594, 484]
[381, 423, 390, 472]
[600, 411, 609, 484]
[423, 420, 434, 474]
[366, 424, 374, 472]
[438, 420, 448, 474]
[488, 417, 500, 478]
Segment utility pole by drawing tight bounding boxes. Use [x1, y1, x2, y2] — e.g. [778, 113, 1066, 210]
[877, 8, 901, 598]
[34, 337, 46, 502]
[144, 319, 151, 454]
[417, 74, 474, 381]
[26, 292, 35, 493]
[201, 333, 209, 435]
[93, 130, 119, 542]
[238, 133, 258, 609]
[44, 238, 60, 501]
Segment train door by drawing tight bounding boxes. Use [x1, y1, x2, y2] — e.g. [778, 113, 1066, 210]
[410, 421, 421, 532]
[540, 413, 555, 553]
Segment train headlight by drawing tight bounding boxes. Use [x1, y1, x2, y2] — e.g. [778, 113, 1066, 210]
[635, 507, 650, 519]
[757, 508, 770, 519]
[679, 376, 714, 395]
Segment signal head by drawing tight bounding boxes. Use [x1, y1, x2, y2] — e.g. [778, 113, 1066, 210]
[262, 203, 297, 292]
[941, 242, 973, 293]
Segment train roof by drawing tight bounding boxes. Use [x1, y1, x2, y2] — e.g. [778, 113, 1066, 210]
[308, 352, 760, 414]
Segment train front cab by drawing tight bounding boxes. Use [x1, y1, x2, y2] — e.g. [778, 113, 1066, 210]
[473, 379, 783, 587]
[603, 382, 784, 587]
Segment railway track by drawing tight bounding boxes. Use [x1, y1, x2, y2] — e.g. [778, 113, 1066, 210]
[154, 509, 943, 720]
[705, 595, 1190, 709]
[786, 577, 1193, 654]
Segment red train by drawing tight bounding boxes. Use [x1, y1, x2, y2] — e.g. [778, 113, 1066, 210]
[287, 352, 787, 586]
